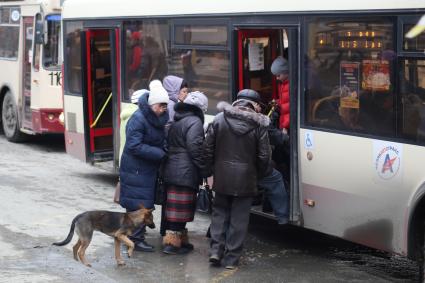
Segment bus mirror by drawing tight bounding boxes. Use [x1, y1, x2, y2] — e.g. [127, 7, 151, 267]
[35, 21, 44, 44]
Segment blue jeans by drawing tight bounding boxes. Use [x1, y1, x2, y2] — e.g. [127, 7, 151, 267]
[258, 169, 289, 224]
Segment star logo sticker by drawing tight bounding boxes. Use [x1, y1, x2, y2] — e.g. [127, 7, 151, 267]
[381, 153, 397, 174]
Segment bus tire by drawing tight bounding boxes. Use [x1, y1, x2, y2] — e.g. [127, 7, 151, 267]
[1, 91, 27, 142]
[416, 218, 425, 283]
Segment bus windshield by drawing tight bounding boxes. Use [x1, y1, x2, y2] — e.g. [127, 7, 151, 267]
[44, 14, 61, 69]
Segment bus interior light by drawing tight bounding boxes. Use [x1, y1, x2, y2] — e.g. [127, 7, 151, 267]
[406, 15, 425, 39]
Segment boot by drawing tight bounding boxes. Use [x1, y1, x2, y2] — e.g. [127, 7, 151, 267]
[162, 230, 182, 255]
[134, 240, 155, 252]
[129, 225, 154, 252]
[181, 229, 194, 251]
[129, 225, 145, 243]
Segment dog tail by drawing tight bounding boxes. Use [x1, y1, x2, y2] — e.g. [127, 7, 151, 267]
[52, 213, 83, 246]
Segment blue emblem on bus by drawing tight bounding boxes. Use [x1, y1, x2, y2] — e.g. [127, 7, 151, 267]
[375, 146, 400, 180]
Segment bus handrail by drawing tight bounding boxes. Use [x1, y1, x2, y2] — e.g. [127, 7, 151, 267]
[90, 92, 112, 128]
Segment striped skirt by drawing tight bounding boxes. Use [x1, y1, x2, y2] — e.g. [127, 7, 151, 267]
[165, 185, 197, 223]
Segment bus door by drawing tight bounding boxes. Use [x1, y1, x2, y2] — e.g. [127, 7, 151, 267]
[235, 27, 300, 222]
[236, 29, 280, 102]
[22, 16, 34, 129]
[84, 29, 120, 164]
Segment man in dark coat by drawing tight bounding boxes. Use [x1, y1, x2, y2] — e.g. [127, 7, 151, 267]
[120, 80, 169, 252]
[237, 90, 290, 225]
[203, 92, 272, 269]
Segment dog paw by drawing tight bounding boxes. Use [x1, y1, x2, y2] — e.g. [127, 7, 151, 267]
[128, 250, 133, 258]
[117, 260, 126, 266]
[85, 263, 92, 268]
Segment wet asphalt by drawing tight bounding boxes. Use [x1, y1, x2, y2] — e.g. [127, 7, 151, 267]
[0, 132, 419, 283]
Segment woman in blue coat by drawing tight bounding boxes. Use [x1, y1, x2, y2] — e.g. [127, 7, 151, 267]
[120, 80, 169, 252]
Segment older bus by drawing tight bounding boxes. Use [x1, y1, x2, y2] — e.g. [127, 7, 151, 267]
[61, 0, 425, 278]
[0, 0, 63, 142]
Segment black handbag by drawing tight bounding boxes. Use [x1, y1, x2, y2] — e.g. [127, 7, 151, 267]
[197, 179, 213, 213]
[154, 160, 166, 205]
[154, 177, 166, 205]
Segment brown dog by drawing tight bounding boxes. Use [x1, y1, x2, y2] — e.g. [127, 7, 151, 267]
[53, 205, 155, 266]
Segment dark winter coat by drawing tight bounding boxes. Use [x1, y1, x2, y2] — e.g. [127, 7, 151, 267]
[119, 93, 169, 210]
[203, 101, 271, 197]
[268, 109, 290, 165]
[163, 103, 205, 190]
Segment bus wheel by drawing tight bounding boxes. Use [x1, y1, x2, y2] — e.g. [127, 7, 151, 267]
[419, 224, 425, 283]
[1, 91, 27, 142]
[420, 247, 425, 282]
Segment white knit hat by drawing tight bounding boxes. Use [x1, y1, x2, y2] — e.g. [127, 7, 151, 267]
[148, 80, 169, 105]
[184, 91, 208, 113]
[131, 89, 148, 104]
[149, 80, 162, 90]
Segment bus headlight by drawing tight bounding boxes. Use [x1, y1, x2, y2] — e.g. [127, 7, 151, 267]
[59, 112, 64, 125]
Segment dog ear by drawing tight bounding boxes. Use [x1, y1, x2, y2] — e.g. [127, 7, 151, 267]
[139, 203, 146, 210]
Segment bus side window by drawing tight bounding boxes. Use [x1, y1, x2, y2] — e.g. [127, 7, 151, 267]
[400, 59, 425, 143]
[305, 18, 396, 137]
[0, 7, 19, 59]
[33, 14, 42, 71]
[64, 22, 83, 94]
[124, 20, 169, 101]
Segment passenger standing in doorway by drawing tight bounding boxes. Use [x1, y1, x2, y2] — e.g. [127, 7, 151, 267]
[271, 56, 290, 132]
[204, 94, 271, 269]
[237, 89, 290, 225]
[119, 80, 169, 252]
[162, 91, 208, 255]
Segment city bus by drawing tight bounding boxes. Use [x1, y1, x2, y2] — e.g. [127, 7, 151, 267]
[61, 0, 425, 277]
[0, 0, 63, 142]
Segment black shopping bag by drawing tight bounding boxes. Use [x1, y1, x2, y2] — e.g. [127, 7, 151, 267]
[197, 179, 213, 213]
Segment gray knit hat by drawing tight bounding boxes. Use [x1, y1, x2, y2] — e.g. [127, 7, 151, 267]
[184, 91, 208, 113]
[271, 56, 289, 75]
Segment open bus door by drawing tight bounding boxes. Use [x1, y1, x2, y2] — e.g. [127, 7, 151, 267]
[236, 29, 280, 102]
[83, 29, 121, 167]
[22, 16, 34, 130]
[235, 27, 300, 223]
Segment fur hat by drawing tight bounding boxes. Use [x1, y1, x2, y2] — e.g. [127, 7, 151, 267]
[148, 80, 169, 105]
[184, 91, 208, 113]
[131, 89, 148, 104]
[271, 56, 289, 75]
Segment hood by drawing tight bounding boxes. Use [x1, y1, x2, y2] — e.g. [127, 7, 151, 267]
[163, 75, 183, 102]
[120, 104, 138, 121]
[138, 93, 169, 129]
[217, 101, 270, 136]
[174, 102, 204, 124]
